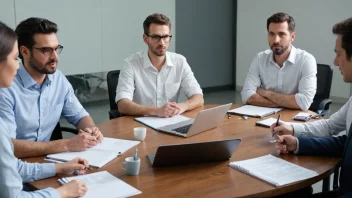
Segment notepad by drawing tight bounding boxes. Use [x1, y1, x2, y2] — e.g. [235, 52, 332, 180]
[228, 105, 282, 118]
[59, 171, 141, 198]
[134, 115, 191, 130]
[229, 154, 318, 187]
[256, 117, 292, 127]
[46, 138, 140, 168]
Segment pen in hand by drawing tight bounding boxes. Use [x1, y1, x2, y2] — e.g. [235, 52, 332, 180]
[134, 148, 138, 161]
[270, 114, 280, 143]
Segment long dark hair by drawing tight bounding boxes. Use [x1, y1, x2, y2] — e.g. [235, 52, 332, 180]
[0, 21, 17, 62]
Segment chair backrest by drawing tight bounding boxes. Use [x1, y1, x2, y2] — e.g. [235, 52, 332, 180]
[107, 70, 120, 111]
[50, 122, 63, 140]
[309, 64, 333, 112]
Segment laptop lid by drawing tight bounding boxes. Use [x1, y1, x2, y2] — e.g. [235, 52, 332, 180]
[185, 103, 232, 137]
[158, 103, 232, 137]
[149, 138, 241, 167]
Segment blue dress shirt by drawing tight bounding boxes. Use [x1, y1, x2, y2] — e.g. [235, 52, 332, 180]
[0, 65, 89, 141]
[0, 117, 60, 198]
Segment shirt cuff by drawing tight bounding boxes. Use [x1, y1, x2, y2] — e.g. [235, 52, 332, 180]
[115, 92, 133, 103]
[40, 163, 56, 179]
[294, 93, 311, 111]
[185, 88, 203, 99]
[294, 137, 300, 154]
[44, 188, 61, 198]
[241, 89, 256, 104]
[291, 123, 305, 137]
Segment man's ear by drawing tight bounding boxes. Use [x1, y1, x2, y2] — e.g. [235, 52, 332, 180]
[143, 34, 148, 45]
[20, 46, 30, 60]
[290, 32, 296, 42]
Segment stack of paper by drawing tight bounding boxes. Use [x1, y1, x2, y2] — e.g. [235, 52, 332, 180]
[228, 105, 282, 118]
[46, 138, 140, 168]
[59, 171, 141, 198]
[229, 154, 318, 187]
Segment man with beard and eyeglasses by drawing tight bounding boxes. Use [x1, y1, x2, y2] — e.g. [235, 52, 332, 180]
[241, 12, 317, 111]
[0, 17, 104, 159]
[116, 13, 204, 118]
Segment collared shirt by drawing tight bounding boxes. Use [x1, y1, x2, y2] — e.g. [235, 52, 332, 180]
[292, 96, 352, 153]
[116, 51, 203, 107]
[0, 65, 89, 141]
[0, 117, 60, 198]
[241, 46, 317, 111]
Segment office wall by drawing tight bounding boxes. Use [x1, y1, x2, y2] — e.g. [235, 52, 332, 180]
[176, 0, 234, 88]
[237, 0, 352, 99]
[1, 0, 175, 75]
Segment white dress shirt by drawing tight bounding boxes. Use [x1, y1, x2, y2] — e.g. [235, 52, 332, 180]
[116, 51, 203, 107]
[241, 46, 317, 111]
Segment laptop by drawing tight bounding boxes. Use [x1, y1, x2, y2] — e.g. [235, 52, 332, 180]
[148, 138, 242, 167]
[157, 103, 232, 137]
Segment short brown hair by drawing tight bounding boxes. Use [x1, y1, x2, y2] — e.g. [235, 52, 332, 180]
[333, 17, 352, 61]
[267, 12, 295, 33]
[143, 13, 171, 35]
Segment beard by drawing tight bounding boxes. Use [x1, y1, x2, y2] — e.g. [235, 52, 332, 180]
[29, 56, 57, 74]
[271, 44, 289, 55]
[149, 43, 167, 57]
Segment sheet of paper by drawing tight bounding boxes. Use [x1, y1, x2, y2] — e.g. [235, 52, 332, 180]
[256, 117, 293, 127]
[135, 115, 191, 129]
[228, 105, 282, 117]
[229, 154, 318, 187]
[93, 137, 140, 153]
[62, 171, 141, 198]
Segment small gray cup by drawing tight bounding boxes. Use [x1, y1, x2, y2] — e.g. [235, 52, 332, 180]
[120, 157, 141, 176]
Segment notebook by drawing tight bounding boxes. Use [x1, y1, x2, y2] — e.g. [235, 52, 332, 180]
[256, 117, 289, 128]
[59, 171, 141, 198]
[229, 154, 318, 187]
[46, 138, 140, 168]
[228, 105, 282, 118]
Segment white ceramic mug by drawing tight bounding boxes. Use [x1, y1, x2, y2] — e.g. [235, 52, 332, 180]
[134, 127, 146, 141]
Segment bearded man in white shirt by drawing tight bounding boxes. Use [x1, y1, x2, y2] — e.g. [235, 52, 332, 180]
[116, 13, 204, 118]
[241, 12, 317, 111]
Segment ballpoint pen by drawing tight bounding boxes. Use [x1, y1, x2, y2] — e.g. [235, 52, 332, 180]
[270, 114, 280, 143]
[134, 148, 138, 161]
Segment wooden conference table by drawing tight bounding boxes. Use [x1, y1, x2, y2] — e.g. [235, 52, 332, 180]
[25, 104, 340, 197]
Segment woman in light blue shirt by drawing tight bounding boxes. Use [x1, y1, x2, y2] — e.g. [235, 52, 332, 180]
[0, 21, 87, 198]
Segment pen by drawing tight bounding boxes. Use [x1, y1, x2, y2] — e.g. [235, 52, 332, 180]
[271, 115, 280, 143]
[242, 115, 248, 120]
[44, 157, 93, 170]
[134, 148, 138, 161]
[227, 113, 231, 119]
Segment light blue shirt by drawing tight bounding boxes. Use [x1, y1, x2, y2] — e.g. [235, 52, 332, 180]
[0, 65, 89, 141]
[0, 117, 60, 198]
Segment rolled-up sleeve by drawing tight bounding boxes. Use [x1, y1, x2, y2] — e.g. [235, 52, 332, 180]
[61, 79, 89, 126]
[294, 55, 317, 111]
[115, 61, 135, 103]
[241, 55, 261, 103]
[180, 57, 203, 98]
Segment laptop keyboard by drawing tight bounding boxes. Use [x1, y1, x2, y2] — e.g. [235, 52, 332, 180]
[172, 124, 192, 134]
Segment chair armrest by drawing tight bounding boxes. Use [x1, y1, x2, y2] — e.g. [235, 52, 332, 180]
[109, 110, 123, 120]
[317, 99, 333, 116]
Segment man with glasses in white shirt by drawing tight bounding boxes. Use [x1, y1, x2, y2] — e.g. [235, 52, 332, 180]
[116, 13, 204, 118]
[241, 12, 317, 111]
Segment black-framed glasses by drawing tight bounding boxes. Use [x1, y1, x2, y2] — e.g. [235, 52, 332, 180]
[31, 45, 64, 56]
[146, 34, 172, 43]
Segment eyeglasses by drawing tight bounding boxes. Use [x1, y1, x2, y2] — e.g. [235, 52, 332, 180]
[146, 34, 172, 43]
[31, 45, 64, 56]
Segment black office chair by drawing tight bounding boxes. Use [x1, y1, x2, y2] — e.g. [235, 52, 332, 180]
[107, 70, 123, 119]
[309, 64, 333, 117]
[50, 122, 78, 141]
